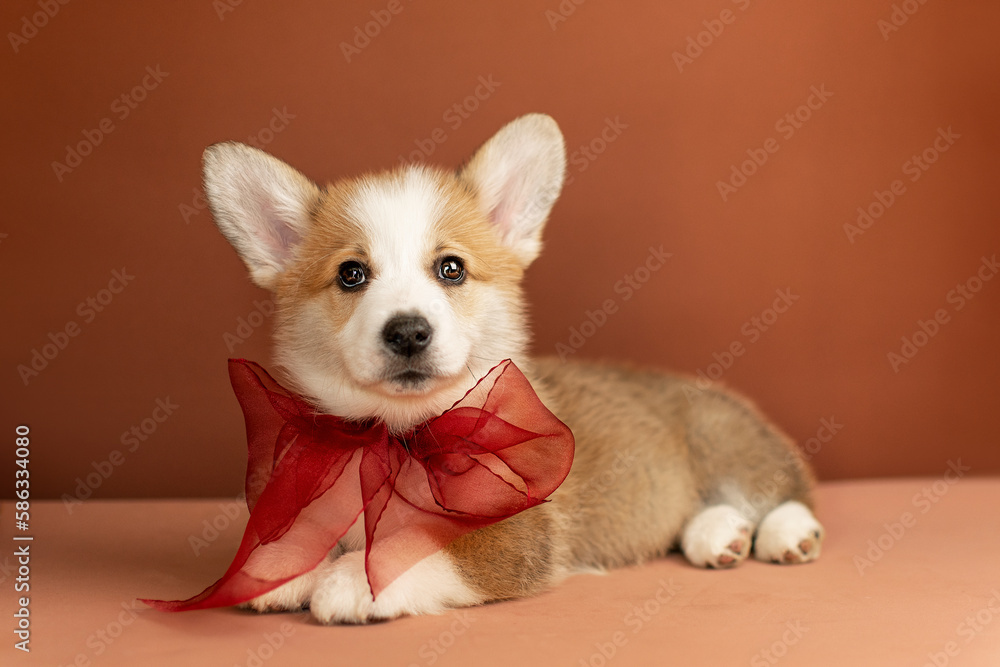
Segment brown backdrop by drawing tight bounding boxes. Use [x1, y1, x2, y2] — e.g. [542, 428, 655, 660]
[3, 1, 998, 500]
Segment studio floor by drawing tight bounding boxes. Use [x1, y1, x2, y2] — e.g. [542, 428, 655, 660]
[5, 478, 1000, 666]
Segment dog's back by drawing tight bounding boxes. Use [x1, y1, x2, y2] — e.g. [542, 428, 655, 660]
[531, 358, 816, 570]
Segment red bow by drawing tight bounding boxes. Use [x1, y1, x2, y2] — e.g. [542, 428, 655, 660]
[143, 358, 574, 611]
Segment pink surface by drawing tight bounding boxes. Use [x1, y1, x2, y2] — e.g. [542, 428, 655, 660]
[5, 478, 1000, 666]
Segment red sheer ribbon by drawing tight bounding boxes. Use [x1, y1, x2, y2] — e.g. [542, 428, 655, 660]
[142, 358, 574, 611]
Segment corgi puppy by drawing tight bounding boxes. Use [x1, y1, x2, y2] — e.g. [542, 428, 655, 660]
[202, 113, 823, 624]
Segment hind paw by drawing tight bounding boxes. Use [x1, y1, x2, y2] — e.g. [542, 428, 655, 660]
[682, 505, 753, 569]
[754, 501, 824, 565]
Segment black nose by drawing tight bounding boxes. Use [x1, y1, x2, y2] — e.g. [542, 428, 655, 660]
[382, 315, 432, 357]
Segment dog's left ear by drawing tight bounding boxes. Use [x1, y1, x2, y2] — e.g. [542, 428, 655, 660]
[459, 114, 566, 266]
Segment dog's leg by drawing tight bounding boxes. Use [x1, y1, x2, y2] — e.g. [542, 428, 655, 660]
[241, 517, 366, 613]
[309, 549, 483, 624]
[239, 560, 333, 613]
[444, 506, 562, 602]
[309, 508, 558, 624]
[682, 385, 822, 566]
[752, 500, 824, 564]
[681, 504, 753, 569]
[243, 541, 480, 621]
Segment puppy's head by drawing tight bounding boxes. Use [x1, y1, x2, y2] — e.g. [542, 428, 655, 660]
[204, 114, 565, 431]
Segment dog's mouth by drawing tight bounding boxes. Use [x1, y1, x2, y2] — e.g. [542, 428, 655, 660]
[392, 370, 430, 386]
[377, 361, 469, 400]
[380, 363, 439, 395]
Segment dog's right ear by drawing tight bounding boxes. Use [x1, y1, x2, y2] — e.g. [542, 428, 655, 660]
[203, 142, 321, 290]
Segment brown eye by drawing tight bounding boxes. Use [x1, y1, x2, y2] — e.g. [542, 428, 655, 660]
[338, 261, 366, 288]
[438, 257, 465, 283]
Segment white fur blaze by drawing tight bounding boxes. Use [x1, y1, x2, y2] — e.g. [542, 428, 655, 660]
[681, 504, 753, 569]
[337, 168, 472, 391]
[753, 501, 824, 564]
[309, 551, 482, 624]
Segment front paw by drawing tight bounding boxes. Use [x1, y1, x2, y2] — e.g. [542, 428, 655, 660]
[309, 551, 378, 624]
[310, 551, 482, 625]
[239, 569, 318, 613]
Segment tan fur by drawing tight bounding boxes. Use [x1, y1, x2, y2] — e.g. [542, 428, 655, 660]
[446, 359, 815, 597]
[202, 113, 822, 619]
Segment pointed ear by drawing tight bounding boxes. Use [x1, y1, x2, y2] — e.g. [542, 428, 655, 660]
[202, 142, 321, 290]
[459, 114, 566, 266]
